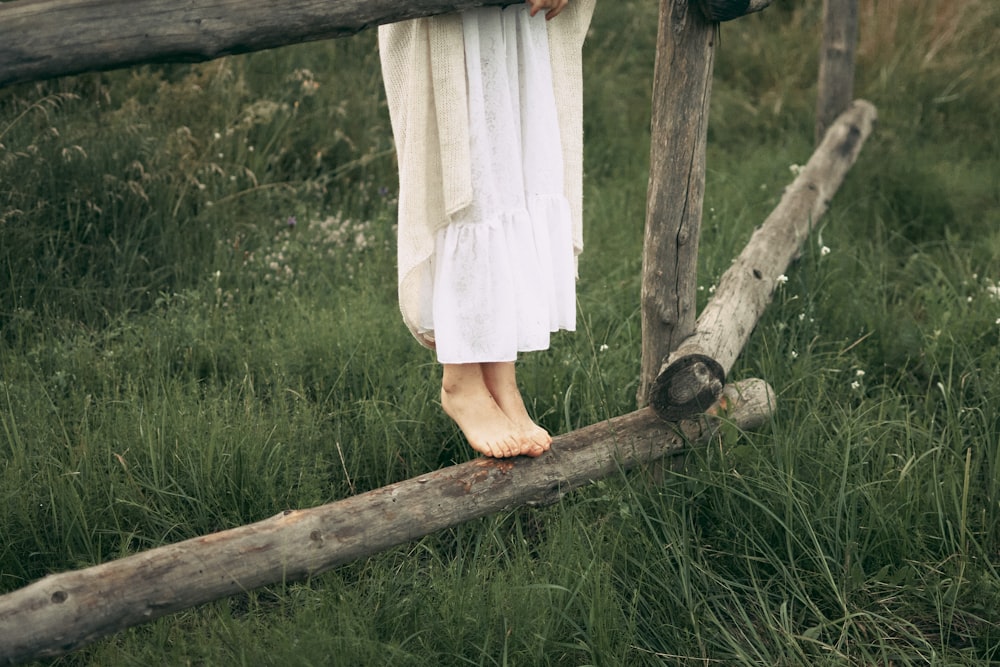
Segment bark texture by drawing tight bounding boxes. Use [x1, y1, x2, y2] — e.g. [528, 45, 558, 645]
[815, 0, 858, 144]
[649, 100, 877, 420]
[638, 0, 716, 407]
[0, 380, 774, 665]
[0, 0, 520, 88]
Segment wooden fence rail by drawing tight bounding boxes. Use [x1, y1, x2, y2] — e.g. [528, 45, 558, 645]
[0, 380, 775, 665]
[0, 0, 525, 89]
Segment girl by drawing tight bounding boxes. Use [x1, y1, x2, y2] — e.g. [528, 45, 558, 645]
[379, 0, 595, 458]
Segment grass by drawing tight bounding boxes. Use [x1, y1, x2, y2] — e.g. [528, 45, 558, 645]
[1, 0, 999, 664]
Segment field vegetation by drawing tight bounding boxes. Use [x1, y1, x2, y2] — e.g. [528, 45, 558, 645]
[1, 0, 998, 663]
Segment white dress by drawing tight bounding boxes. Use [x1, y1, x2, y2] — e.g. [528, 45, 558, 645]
[419, 6, 577, 363]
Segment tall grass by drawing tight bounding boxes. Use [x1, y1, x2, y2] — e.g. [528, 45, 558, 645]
[1, 0, 999, 664]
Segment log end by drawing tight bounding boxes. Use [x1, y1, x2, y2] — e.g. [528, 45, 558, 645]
[648, 354, 726, 422]
[696, 0, 771, 22]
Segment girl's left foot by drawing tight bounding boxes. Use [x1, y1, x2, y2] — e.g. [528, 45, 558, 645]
[481, 361, 552, 455]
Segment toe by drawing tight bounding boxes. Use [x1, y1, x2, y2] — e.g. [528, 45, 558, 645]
[501, 437, 518, 458]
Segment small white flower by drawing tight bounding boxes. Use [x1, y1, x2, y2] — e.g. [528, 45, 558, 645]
[213, 131, 221, 140]
[776, 274, 789, 285]
[790, 350, 798, 359]
[820, 245, 831, 256]
[599, 344, 609, 352]
[799, 313, 806, 321]
[967, 296, 973, 303]
[995, 318, 1000, 325]
[708, 284, 716, 294]
[789, 163, 803, 175]
[851, 381, 861, 390]
[855, 369, 865, 377]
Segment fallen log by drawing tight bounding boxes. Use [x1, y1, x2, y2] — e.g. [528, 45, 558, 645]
[648, 99, 877, 420]
[0, 0, 519, 89]
[0, 379, 774, 665]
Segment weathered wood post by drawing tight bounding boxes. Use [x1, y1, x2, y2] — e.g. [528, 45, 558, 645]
[637, 0, 716, 408]
[637, 0, 770, 408]
[815, 0, 858, 144]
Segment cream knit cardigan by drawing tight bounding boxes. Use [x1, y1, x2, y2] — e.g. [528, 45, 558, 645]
[379, 0, 595, 348]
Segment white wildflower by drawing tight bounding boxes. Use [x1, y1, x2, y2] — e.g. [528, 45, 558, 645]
[855, 369, 865, 377]
[820, 245, 831, 256]
[776, 274, 789, 285]
[851, 381, 861, 390]
[599, 344, 609, 352]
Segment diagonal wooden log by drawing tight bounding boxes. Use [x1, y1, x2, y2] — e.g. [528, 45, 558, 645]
[0, 0, 521, 89]
[648, 100, 877, 421]
[0, 379, 774, 665]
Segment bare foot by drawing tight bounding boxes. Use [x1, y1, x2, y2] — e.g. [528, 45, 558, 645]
[481, 362, 551, 457]
[441, 364, 522, 458]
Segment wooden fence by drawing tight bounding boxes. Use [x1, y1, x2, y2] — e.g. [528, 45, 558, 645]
[0, 0, 870, 663]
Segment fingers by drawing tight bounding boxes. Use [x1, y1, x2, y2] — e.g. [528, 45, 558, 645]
[526, 0, 569, 20]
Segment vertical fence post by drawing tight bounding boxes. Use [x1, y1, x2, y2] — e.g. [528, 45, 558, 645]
[815, 0, 858, 144]
[637, 0, 716, 407]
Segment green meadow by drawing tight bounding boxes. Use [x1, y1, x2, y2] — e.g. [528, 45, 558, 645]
[1, 0, 998, 663]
